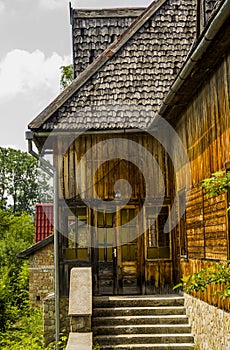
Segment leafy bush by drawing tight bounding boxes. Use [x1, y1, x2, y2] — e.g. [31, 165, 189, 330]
[0, 210, 34, 330]
[201, 170, 230, 208]
[0, 308, 44, 349]
[174, 261, 230, 299]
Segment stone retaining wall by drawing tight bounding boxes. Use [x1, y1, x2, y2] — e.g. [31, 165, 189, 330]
[184, 293, 230, 350]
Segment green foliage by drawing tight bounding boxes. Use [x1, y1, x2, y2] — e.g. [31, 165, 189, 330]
[60, 65, 74, 90]
[0, 210, 34, 330]
[93, 344, 100, 350]
[0, 147, 53, 215]
[45, 335, 68, 350]
[0, 309, 44, 349]
[174, 261, 230, 299]
[201, 170, 230, 208]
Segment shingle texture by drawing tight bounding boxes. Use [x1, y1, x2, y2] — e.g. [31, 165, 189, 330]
[71, 8, 144, 77]
[205, 0, 222, 22]
[43, 0, 197, 131]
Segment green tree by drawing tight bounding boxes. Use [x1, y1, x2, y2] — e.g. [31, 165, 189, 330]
[0, 147, 52, 215]
[60, 64, 74, 90]
[0, 148, 8, 209]
[0, 210, 34, 330]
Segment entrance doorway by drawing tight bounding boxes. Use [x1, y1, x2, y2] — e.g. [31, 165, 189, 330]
[92, 206, 142, 295]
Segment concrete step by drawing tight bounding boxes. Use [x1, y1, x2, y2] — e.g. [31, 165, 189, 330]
[93, 324, 192, 336]
[93, 306, 186, 317]
[94, 334, 194, 346]
[92, 295, 194, 349]
[93, 314, 189, 326]
[93, 295, 184, 308]
[99, 344, 195, 350]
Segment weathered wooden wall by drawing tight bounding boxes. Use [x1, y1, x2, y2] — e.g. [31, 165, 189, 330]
[176, 51, 230, 190]
[176, 50, 230, 308]
[56, 132, 174, 202]
[186, 187, 228, 261]
[55, 132, 176, 295]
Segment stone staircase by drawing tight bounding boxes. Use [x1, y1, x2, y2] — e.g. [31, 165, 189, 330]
[92, 295, 195, 350]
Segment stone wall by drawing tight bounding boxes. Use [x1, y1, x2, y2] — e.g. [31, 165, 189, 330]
[43, 296, 70, 346]
[29, 242, 54, 306]
[184, 293, 230, 350]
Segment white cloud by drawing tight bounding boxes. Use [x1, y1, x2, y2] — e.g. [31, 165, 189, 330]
[39, 0, 69, 10]
[0, 49, 71, 101]
[0, 1, 5, 14]
[39, 0, 149, 10]
[74, 0, 150, 9]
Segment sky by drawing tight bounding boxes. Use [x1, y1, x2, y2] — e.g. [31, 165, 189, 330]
[0, 0, 150, 151]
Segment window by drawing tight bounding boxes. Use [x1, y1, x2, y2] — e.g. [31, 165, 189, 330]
[97, 212, 114, 262]
[64, 207, 90, 261]
[146, 206, 170, 259]
[120, 208, 137, 262]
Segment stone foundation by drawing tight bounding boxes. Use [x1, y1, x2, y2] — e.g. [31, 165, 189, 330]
[43, 295, 70, 346]
[184, 293, 230, 350]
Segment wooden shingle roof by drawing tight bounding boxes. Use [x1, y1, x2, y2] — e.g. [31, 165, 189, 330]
[71, 7, 144, 77]
[28, 0, 224, 132]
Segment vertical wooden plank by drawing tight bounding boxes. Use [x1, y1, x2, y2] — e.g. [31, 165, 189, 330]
[68, 140, 75, 199]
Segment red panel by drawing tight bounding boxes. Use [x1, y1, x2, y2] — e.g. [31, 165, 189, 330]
[35, 204, 54, 243]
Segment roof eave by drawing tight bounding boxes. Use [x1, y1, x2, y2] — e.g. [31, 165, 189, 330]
[17, 235, 54, 259]
[158, 0, 230, 123]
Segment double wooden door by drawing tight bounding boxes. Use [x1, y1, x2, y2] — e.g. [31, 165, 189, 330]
[92, 206, 144, 295]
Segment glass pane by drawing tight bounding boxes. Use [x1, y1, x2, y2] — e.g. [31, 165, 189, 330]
[107, 247, 113, 262]
[78, 225, 89, 247]
[77, 207, 87, 220]
[98, 248, 105, 261]
[158, 207, 169, 247]
[122, 245, 128, 261]
[106, 229, 115, 245]
[98, 228, 105, 244]
[148, 218, 157, 247]
[97, 212, 104, 226]
[121, 228, 129, 243]
[64, 248, 76, 260]
[106, 213, 113, 227]
[147, 247, 158, 259]
[158, 247, 170, 259]
[129, 209, 135, 221]
[128, 226, 136, 241]
[121, 210, 127, 225]
[130, 245, 136, 260]
[122, 244, 136, 261]
[77, 248, 88, 260]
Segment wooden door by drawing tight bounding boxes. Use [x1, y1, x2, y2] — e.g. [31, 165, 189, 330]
[116, 207, 142, 294]
[92, 206, 143, 295]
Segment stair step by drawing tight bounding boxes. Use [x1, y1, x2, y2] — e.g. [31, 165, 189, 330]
[93, 295, 194, 349]
[93, 295, 184, 308]
[93, 315, 189, 326]
[98, 344, 195, 350]
[93, 324, 191, 336]
[93, 306, 186, 317]
[94, 334, 194, 345]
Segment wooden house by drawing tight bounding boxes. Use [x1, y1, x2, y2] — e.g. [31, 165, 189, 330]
[26, 0, 230, 347]
[26, 0, 229, 295]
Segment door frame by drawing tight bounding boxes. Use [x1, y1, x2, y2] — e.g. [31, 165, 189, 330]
[92, 204, 143, 295]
